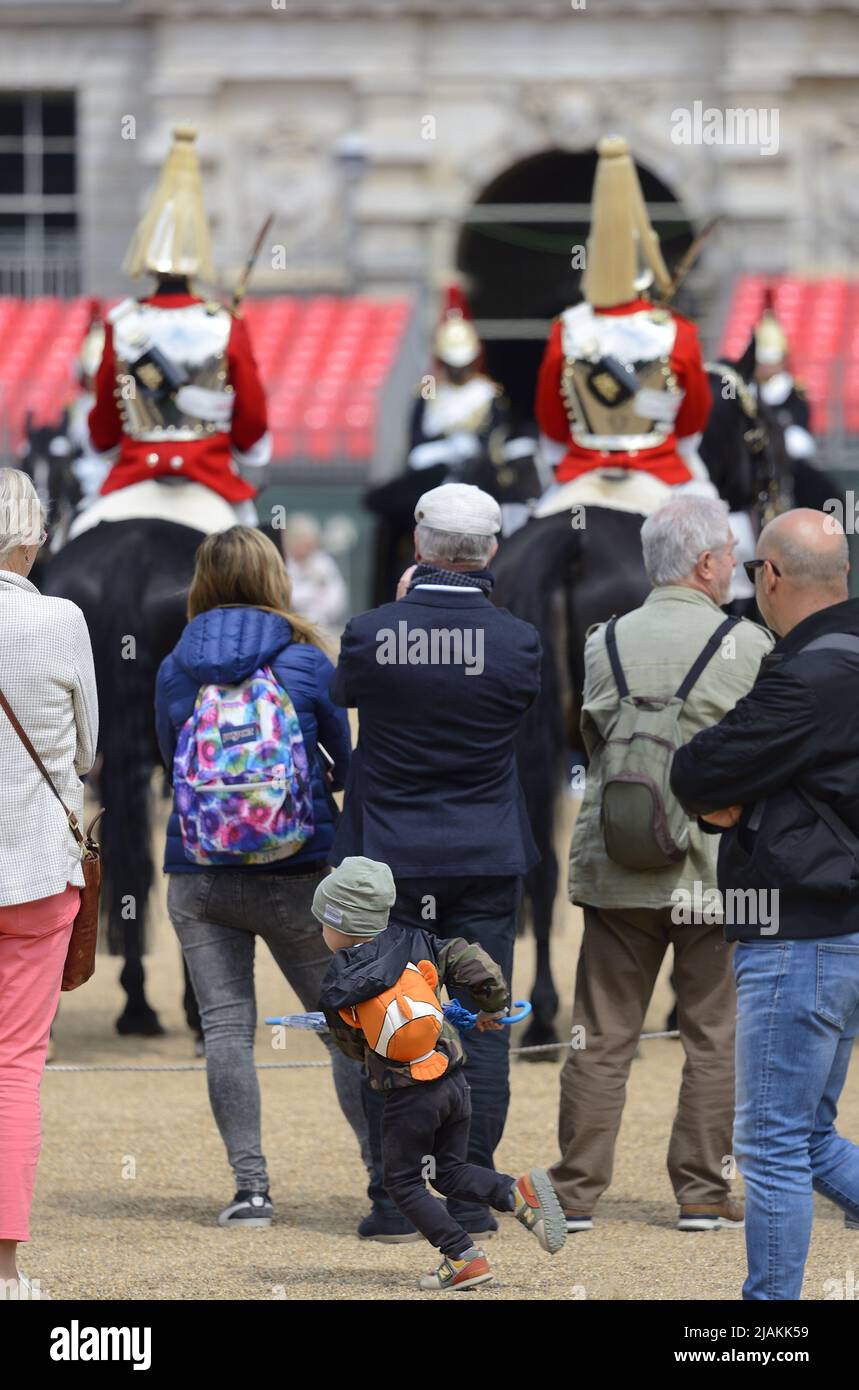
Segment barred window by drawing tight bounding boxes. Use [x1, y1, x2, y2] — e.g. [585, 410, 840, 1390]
[0, 91, 78, 296]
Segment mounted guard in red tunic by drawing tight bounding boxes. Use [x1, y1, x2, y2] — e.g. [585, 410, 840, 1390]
[76, 125, 270, 538]
[534, 135, 714, 511]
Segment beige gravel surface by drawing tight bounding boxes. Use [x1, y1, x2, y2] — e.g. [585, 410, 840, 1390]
[29, 797, 859, 1301]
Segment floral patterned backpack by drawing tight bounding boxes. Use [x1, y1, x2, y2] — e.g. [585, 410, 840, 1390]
[173, 666, 315, 865]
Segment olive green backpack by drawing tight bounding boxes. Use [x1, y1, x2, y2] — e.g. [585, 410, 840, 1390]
[600, 613, 740, 871]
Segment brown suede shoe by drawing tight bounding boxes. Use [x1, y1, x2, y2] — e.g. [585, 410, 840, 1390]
[677, 1197, 745, 1231]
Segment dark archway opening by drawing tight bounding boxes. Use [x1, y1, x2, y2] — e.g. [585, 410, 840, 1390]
[456, 148, 694, 428]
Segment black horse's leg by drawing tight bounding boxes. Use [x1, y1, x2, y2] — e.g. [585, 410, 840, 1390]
[117, 952, 158, 1035]
[102, 645, 164, 1037]
[521, 844, 561, 1056]
[114, 889, 165, 1037]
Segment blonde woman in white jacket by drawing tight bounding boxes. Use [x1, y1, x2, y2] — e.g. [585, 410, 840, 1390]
[0, 469, 98, 1300]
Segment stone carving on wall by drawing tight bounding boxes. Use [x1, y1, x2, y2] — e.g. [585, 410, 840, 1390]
[240, 115, 344, 265]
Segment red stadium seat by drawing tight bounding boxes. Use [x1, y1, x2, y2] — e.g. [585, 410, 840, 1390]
[0, 293, 415, 462]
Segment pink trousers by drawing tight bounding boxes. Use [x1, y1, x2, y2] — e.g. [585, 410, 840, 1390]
[0, 885, 78, 1242]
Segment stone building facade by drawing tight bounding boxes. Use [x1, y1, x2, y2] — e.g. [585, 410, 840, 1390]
[1, 0, 858, 341]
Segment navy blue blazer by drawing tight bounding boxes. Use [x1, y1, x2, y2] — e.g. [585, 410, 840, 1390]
[155, 606, 352, 874]
[329, 586, 541, 877]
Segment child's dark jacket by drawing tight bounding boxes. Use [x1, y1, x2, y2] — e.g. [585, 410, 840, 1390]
[319, 923, 508, 1091]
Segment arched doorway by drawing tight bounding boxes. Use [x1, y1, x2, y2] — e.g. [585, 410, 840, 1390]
[456, 148, 695, 426]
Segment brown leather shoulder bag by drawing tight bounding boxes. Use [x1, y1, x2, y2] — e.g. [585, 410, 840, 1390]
[0, 686, 103, 990]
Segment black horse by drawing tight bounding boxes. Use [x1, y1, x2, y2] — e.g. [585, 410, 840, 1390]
[42, 517, 204, 1033]
[17, 414, 83, 573]
[492, 358, 841, 1053]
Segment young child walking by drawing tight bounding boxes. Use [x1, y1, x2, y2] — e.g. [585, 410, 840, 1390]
[314, 856, 566, 1291]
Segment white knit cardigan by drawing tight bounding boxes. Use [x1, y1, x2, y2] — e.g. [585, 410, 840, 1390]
[0, 570, 99, 906]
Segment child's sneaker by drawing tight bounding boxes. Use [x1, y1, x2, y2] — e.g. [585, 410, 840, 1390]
[511, 1169, 567, 1253]
[419, 1247, 493, 1292]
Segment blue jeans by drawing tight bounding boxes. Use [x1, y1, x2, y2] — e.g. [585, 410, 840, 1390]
[364, 874, 519, 1229]
[734, 933, 859, 1300]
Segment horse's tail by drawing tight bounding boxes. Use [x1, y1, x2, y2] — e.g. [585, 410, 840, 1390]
[494, 513, 583, 800]
[96, 551, 158, 959]
[45, 530, 158, 962]
[493, 515, 586, 1042]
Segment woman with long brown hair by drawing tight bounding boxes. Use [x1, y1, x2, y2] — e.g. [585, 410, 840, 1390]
[155, 526, 368, 1227]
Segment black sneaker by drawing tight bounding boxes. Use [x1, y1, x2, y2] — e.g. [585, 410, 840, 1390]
[357, 1207, 420, 1243]
[218, 1190, 273, 1228]
[846, 1213, 859, 1230]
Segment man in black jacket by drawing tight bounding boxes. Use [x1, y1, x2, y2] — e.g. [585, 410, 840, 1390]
[330, 481, 541, 1240]
[671, 509, 859, 1299]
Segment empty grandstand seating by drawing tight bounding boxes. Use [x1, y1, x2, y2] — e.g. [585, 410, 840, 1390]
[719, 275, 857, 436]
[0, 295, 413, 465]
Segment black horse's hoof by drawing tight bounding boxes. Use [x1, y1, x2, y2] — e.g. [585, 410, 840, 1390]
[517, 1019, 561, 1061]
[115, 1007, 166, 1037]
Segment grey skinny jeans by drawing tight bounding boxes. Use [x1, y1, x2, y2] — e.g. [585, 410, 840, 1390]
[168, 868, 370, 1194]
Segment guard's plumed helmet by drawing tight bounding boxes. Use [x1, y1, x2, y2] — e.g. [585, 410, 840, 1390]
[581, 135, 672, 310]
[433, 285, 481, 369]
[754, 308, 789, 366]
[434, 310, 481, 368]
[123, 125, 214, 282]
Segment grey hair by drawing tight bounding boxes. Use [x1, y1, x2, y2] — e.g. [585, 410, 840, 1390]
[415, 522, 495, 568]
[0, 468, 44, 561]
[640, 496, 732, 586]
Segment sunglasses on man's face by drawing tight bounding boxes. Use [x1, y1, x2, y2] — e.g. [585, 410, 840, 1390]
[743, 558, 781, 584]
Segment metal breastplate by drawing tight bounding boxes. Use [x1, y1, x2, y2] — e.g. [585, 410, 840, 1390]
[111, 300, 232, 442]
[421, 377, 498, 438]
[559, 303, 680, 452]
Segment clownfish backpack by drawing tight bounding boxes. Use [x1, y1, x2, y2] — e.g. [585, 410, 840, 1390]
[339, 960, 447, 1081]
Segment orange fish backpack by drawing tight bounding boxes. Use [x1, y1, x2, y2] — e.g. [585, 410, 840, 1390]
[339, 959, 448, 1081]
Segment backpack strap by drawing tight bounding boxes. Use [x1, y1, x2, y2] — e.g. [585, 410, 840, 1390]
[604, 617, 629, 698]
[675, 615, 741, 702]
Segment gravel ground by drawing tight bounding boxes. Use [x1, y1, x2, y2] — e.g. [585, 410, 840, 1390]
[29, 798, 859, 1302]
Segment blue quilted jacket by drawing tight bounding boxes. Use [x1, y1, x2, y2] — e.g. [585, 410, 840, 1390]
[154, 606, 352, 874]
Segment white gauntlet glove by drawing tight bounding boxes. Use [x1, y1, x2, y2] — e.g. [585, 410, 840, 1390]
[175, 385, 235, 426]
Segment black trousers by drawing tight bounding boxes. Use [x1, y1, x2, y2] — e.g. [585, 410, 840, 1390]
[382, 1068, 515, 1258]
[364, 873, 519, 1228]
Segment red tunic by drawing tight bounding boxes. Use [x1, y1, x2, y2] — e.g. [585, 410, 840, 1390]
[534, 298, 712, 486]
[89, 292, 269, 504]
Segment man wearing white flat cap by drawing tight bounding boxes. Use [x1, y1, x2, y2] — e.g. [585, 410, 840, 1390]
[330, 481, 541, 1242]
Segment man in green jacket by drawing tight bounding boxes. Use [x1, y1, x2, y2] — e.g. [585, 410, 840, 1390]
[551, 495, 773, 1235]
